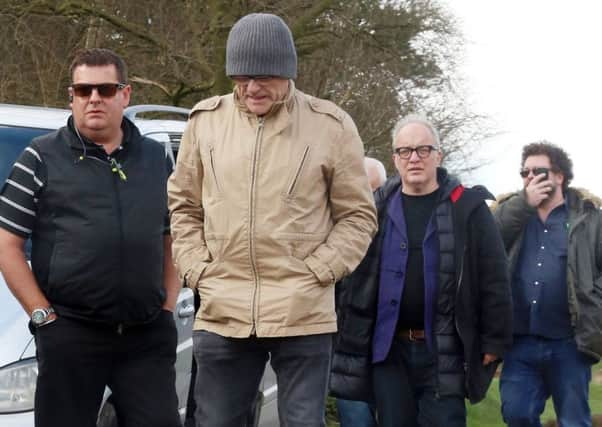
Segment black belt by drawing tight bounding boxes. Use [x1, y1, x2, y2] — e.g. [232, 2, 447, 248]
[396, 328, 425, 341]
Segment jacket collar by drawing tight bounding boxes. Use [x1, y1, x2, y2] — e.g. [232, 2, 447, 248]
[233, 80, 296, 118]
[376, 167, 461, 207]
[233, 81, 296, 138]
[434, 167, 462, 199]
[66, 115, 141, 154]
[566, 187, 598, 213]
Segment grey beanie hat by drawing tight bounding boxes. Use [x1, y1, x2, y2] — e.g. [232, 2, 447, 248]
[226, 13, 297, 79]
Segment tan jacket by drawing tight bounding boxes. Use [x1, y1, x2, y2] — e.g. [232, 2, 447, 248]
[167, 85, 377, 337]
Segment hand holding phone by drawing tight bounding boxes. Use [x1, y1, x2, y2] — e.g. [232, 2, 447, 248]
[525, 168, 553, 207]
[533, 167, 548, 180]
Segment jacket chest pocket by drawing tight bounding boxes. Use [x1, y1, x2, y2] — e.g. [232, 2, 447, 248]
[208, 145, 222, 194]
[284, 145, 310, 198]
[201, 144, 223, 200]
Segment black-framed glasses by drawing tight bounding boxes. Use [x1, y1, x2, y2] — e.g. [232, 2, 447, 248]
[70, 83, 127, 98]
[519, 167, 549, 178]
[393, 145, 438, 159]
[231, 76, 276, 86]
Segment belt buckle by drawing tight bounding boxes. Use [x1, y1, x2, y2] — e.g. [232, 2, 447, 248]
[408, 329, 425, 341]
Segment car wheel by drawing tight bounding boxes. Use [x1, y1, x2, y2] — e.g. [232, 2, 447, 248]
[97, 399, 119, 427]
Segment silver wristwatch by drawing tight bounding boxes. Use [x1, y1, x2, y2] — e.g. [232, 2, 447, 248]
[31, 307, 55, 327]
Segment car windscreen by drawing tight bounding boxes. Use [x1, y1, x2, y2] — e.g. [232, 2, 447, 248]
[0, 126, 52, 258]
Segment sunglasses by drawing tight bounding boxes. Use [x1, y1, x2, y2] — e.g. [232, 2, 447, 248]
[519, 167, 549, 178]
[231, 76, 276, 86]
[70, 83, 127, 98]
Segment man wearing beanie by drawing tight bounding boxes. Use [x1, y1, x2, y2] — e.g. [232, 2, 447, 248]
[168, 12, 377, 427]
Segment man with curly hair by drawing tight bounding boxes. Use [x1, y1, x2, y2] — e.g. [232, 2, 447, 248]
[495, 141, 602, 427]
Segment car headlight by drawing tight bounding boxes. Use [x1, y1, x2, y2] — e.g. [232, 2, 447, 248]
[0, 358, 37, 413]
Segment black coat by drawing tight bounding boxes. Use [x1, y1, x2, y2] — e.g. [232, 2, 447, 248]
[330, 169, 512, 403]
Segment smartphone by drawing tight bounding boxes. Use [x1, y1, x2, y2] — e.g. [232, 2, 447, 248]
[533, 167, 548, 180]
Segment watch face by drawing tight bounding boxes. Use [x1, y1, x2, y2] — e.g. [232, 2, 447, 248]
[31, 309, 47, 325]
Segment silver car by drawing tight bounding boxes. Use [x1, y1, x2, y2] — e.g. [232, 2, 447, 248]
[0, 103, 278, 427]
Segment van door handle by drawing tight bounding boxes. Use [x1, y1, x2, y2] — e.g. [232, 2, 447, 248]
[178, 305, 195, 318]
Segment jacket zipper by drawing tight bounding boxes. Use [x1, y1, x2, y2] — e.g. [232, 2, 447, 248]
[455, 244, 466, 338]
[85, 152, 126, 327]
[455, 244, 468, 385]
[249, 117, 265, 335]
[286, 146, 310, 197]
[107, 153, 125, 328]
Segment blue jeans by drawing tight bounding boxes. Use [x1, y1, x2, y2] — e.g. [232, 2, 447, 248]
[336, 398, 376, 427]
[193, 330, 332, 427]
[500, 336, 592, 427]
[373, 337, 466, 427]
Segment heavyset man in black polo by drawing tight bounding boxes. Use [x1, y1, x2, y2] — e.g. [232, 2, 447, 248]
[0, 48, 181, 427]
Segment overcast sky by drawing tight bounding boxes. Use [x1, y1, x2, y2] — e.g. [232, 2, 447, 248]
[442, 0, 602, 197]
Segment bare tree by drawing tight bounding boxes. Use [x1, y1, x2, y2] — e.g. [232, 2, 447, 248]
[0, 0, 491, 173]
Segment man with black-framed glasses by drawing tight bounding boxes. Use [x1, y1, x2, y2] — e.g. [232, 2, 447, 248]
[331, 114, 512, 426]
[495, 142, 602, 427]
[0, 48, 181, 427]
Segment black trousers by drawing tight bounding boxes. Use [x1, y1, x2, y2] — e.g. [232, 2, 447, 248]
[34, 310, 180, 427]
[373, 338, 466, 427]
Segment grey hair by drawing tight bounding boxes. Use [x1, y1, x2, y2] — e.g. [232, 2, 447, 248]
[364, 157, 387, 189]
[391, 114, 441, 149]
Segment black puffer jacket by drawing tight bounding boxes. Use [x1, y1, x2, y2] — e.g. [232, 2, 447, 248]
[29, 117, 170, 326]
[331, 169, 512, 403]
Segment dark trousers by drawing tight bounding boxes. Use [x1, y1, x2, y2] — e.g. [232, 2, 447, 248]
[193, 330, 332, 427]
[500, 336, 592, 427]
[34, 311, 180, 427]
[373, 338, 466, 427]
